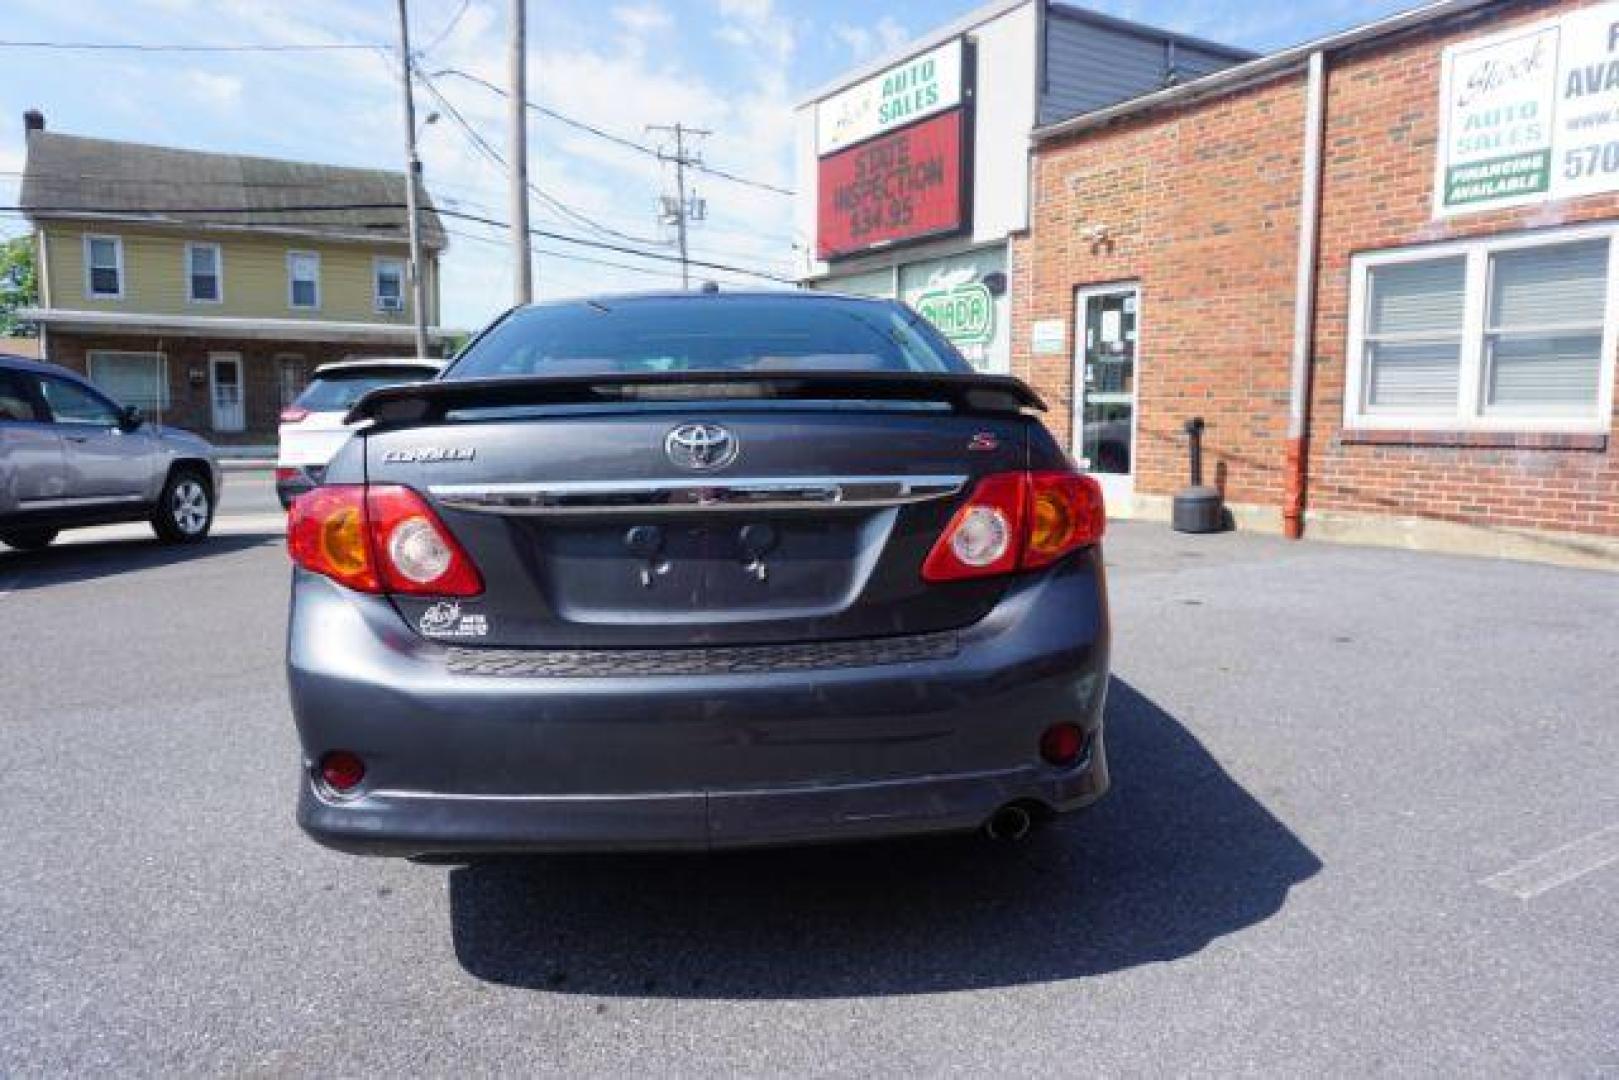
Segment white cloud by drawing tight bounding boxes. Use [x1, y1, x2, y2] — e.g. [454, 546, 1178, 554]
[612, 3, 673, 35]
[831, 17, 908, 60]
[184, 72, 244, 109]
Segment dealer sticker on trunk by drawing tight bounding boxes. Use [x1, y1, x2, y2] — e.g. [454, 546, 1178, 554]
[419, 600, 488, 639]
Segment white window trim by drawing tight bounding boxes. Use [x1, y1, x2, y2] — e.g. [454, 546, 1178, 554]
[83, 233, 125, 300]
[1344, 222, 1619, 434]
[373, 256, 406, 313]
[287, 250, 321, 310]
[184, 242, 224, 305]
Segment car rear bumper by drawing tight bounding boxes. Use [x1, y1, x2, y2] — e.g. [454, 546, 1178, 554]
[287, 551, 1111, 855]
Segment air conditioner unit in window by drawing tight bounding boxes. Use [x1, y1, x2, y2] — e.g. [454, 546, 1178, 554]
[378, 295, 404, 312]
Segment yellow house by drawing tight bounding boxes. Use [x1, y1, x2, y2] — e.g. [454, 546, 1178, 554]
[18, 111, 453, 443]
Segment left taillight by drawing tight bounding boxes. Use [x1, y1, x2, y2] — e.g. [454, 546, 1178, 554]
[287, 484, 483, 597]
[922, 470, 1105, 582]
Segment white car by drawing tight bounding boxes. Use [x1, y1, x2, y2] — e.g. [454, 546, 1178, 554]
[275, 358, 444, 508]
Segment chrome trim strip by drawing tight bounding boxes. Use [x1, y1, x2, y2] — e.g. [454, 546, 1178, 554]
[20, 494, 147, 510]
[429, 474, 967, 515]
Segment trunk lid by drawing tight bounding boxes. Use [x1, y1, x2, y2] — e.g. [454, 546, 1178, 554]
[364, 399, 1031, 649]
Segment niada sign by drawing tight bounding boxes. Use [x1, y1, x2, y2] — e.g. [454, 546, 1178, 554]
[916, 281, 994, 345]
[817, 39, 963, 155]
[1436, 3, 1619, 215]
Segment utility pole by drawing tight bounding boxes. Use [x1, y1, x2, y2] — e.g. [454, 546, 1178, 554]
[395, 0, 430, 358]
[648, 122, 710, 290]
[508, 0, 533, 304]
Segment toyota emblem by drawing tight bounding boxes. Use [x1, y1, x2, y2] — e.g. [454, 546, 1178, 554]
[665, 423, 739, 472]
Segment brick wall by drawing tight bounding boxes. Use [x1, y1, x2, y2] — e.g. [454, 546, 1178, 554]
[1016, 0, 1619, 541]
[1308, 1, 1619, 539]
[47, 333, 401, 444]
[1013, 71, 1307, 510]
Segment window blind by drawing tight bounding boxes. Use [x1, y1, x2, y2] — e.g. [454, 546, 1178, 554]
[1485, 240, 1609, 412]
[88, 352, 167, 412]
[1364, 257, 1465, 411]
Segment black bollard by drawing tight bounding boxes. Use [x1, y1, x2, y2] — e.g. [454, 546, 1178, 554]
[1172, 416, 1225, 533]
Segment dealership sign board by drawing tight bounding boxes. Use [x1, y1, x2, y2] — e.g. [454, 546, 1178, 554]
[816, 39, 963, 155]
[816, 109, 967, 260]
[1436, 2, 1619, 215]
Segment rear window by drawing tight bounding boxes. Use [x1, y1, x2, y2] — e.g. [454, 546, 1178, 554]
[444, 296, 972, 380]
[294, 367, 437, 411]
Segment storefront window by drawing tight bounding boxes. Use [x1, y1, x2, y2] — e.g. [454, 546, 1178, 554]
[87, 351, 168, 413]
[1347, 225, 1616, 431]
[899, 247, 1010, 374]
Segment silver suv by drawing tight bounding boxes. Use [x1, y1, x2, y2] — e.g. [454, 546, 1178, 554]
[0, 354, 222, 551]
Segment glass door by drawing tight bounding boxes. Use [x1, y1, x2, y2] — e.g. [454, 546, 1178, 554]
[209, 353, 245, 433]
[1072, 285, 1139, 505]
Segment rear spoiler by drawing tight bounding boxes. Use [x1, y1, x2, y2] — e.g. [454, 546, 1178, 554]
[347, 370, 1047, 427]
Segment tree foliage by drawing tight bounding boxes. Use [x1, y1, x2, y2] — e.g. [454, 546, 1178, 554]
[0, 236, 39, 337]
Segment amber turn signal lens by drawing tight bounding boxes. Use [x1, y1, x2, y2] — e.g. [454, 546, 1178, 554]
[1028, 488, 1076, 559]
[321, 505, 368, 576]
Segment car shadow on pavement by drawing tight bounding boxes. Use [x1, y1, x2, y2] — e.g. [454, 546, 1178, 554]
[0, 534, 281, 591]
[447, 679, 1321, 997]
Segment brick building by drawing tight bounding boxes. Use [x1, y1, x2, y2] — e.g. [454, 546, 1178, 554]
[1015, 0, 1619, 566]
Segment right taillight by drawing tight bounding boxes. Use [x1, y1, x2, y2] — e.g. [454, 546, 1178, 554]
[1023, 470, 1107, 569]
[287, 484, 482, 597]
[922, 470, 1105, 582]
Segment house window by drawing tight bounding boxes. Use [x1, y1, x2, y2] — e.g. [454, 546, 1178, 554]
[84, 235, 124, 298]
[375, 258, 406, 313]
[288, 251, 320, 309]
[87, 351, 169, 413]
[1346, 225, 1618, 432]
[187, 243, 222, 303]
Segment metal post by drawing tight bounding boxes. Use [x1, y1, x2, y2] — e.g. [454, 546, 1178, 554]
[508, 0, 533, 304]
[649, 122, 710, 291]
[672, 123, 690, 290]
[395, 0, 430, 358]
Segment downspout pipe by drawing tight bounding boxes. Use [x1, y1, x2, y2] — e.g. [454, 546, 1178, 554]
[1284, 51, 1327, 540]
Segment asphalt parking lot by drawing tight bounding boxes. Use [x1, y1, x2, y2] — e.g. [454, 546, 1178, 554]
[2, 488, 1615, 1075]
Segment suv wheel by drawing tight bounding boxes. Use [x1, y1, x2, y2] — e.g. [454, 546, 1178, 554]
[151, 469, 214, 544]
[0, 527, 58, 551]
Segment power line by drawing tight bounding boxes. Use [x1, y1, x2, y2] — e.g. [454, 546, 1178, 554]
[414, 68, 662, 249]
[440, 224, 760, 286]
[428, 66, 794, 197]
[0, 39, 382, 53]
[435, 206, 794, 283]
[417, 0, 472, 56]
[0, 202, 794, 283]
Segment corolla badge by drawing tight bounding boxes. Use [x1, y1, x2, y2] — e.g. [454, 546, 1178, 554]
[664, 423, 739, 472]
[382, 446, 476, 464]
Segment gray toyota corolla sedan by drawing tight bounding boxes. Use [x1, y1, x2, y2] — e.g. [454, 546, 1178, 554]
[286, 292, 1110, 856]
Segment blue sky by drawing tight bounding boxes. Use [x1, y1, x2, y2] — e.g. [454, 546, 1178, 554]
[0, 0, 1416, 330]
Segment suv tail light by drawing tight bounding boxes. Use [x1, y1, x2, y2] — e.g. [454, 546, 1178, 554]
[922, 470, 1105, 582]
[279, 406, 310, 423]
[287, 484, 483, 596]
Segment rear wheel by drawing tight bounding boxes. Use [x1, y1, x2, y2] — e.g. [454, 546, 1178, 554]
[0, 527, 58, 551]
[151, 469, 214, 544]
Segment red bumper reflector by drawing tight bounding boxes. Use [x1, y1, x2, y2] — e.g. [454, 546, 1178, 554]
[1039, 723, 1086, 767]
[319, 751, 366, 793]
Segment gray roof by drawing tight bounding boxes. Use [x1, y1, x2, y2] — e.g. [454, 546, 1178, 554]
[20, 131, 445, 250]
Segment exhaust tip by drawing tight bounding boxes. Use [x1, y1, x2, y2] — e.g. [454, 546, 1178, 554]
[983, 803, 1034, 842]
